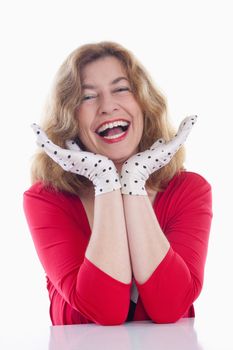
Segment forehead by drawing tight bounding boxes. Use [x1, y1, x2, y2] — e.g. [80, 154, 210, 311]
[81, 56, 127, 84]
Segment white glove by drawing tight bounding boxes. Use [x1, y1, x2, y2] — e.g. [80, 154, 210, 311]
[120, 115, 197, 195]
[31, 124, 121, 196]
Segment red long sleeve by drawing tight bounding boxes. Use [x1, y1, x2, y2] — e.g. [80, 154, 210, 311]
[23, 171, 212, 325]
[23, 183, 132, 325]
[134, 171, 212, 323]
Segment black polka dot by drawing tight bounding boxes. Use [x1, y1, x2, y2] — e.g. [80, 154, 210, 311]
[156, 159, 158, 162]
[148, 156, 151, 158]
[63, 164, 66, 166]
[134, 180, 138, 183]
[82, 158, 85, 162]
[47, 141, 50, 143]
[72, 163, 75, 166]
[103, 169, 106, 172]
[72, 141, 75, 144]
[94, 163, 98, 167]
[159, 140, 162, 143]
[115, 179, 118, 182]
[135, 162, 139, 166]
[41, 144, 44, 147]
[95, 174, 97, 176]
[125, 161, 128, 164]
[109, 167, 112, 170]
[100, 189, 103, 192]
[126, 170, 129, 173]
[168, 153, 171, 155]
[129, 192, 132, 195]
[37, 131, 40, 134]
[124, 184, 127, 187]
[106, 180, 109, 183]
[143, 165, 147, 169]
[98, 160, 102, 163]
[54, 151, 57, 155]
[68, 155, 71, 158]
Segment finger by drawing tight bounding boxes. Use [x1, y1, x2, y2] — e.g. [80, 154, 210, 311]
[31, 123, 73, 167]
[150, 138, 165, 151]
[31, 123, 53, 145]
[66, 140, 82, 151]
[177, 115, 197, 135]
[168, 115, 197, 150]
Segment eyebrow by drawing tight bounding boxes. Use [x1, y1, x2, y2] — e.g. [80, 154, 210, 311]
[82, 77, 129, 90]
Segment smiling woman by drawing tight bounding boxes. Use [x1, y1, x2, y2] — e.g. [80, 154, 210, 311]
[23, 41, 212, 326]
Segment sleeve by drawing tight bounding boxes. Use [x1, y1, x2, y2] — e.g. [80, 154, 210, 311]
[23, 185, 132, 325]
[134, 173, 213, 323]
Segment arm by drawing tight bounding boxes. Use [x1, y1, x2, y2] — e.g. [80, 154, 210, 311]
[122, 193, 170, 285]
[120, 116, 213, 322]
[23, 185, 132, 325]
[85, 189, 132, 284]
[27, 125, 132, 325]
[123, 174, 212, 323]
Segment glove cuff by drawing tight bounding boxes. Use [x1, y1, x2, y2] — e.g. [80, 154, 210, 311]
[120, 176, 148, 196]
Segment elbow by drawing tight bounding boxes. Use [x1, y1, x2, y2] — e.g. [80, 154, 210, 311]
[147, 303, 191, 324]
[94, 307, 128, 326]
[97, 315, 126, 326]
[150, 312, 182, 324]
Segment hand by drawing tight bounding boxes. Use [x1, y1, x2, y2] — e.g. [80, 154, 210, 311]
[31, 124, 121, 196]
[120, 115, 197, 195]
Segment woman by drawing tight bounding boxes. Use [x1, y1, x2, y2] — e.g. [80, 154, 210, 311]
[23, 41, 212, 326]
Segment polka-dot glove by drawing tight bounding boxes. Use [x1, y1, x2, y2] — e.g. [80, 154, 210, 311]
[120, 115, 197, 196]
[31, 124, 121, 196]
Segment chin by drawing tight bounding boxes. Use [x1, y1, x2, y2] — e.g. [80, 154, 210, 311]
[107, 148, 138, 162]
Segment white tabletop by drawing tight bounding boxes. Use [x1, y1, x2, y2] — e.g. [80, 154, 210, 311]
[1, 317, 232, 349]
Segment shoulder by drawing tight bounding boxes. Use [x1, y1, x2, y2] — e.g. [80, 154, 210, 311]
[23, 181, 82, 213]
[155, 171, 212, 213]
[167, 171, 212, 192]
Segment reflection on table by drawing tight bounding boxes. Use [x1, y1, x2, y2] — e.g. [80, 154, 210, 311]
[49, 318, 203, 350]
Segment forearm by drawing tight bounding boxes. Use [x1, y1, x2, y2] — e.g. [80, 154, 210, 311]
[85, 189, 132, 284]
[122, 194, 170, 284]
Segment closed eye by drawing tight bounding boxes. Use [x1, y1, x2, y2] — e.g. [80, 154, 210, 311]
[114, 87, 130, 93]
[82, 95, 97, 101]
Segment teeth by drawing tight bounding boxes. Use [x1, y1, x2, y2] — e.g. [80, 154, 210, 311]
[96, 120, 129, 133]
[103, 131, 126, 140]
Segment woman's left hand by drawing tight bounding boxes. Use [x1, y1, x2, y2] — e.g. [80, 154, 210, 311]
[120, 115, 197, 195]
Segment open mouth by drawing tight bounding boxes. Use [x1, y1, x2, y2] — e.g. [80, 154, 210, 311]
[95, 120, 130, 140]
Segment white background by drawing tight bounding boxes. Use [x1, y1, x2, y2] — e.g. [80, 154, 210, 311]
[0, 0, 232, 349]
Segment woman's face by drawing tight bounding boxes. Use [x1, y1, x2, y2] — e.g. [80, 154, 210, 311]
[76, 56, 144, 165]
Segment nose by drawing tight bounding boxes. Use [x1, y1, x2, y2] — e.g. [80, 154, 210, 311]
[98, 92, 119, 115]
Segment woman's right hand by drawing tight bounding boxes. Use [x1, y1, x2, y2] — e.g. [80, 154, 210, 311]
[31, 124, 121, 196]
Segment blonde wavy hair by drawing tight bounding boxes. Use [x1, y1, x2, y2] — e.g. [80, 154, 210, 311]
[31, 41, 185, 194]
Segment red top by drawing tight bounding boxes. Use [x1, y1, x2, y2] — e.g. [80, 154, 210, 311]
[23, 171, 212, 325]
